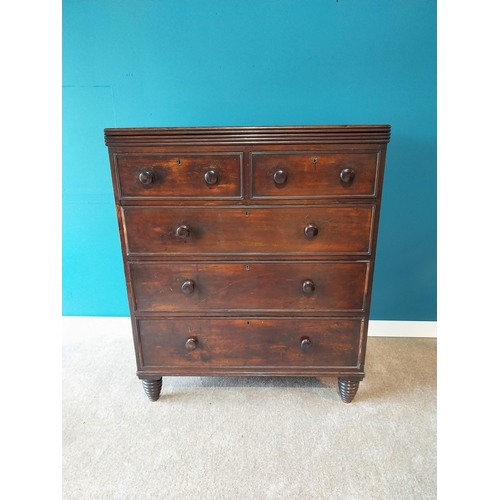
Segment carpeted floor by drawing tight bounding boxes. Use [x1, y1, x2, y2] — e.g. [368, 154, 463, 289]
[62, 317, 436, 499]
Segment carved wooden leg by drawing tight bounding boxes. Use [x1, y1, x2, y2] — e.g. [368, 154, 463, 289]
[338, 378, 360, 403]
[142, 378, 162, 402]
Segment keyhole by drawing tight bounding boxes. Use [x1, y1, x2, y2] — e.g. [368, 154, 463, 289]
[177, 159, 181, 165]
[245, 211, 249, 217]
[245, 265, 250, 271]
[313, 157, 317, 163]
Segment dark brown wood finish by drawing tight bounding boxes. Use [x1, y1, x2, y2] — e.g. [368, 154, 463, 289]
[115, 152, 243, 200]
[141, 378, 162, 402]
[105, 125, 390, 403]
[137, 318, 362, 370]
[122, 205, 374, 257]
[250, 151, 379, 198]
[338, 378, 360, 404]
[130, 261, 369, 313]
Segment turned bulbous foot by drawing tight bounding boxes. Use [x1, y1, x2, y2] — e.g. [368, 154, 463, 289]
[338, 378, 360, 403]
[142, 378, 162, 402]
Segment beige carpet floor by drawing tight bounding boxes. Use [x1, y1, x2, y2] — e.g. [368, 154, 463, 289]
[62, 317, 436, 499]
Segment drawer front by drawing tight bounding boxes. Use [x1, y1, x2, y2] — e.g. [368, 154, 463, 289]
[131, 261, 368, 312]
[114, 153, 243, 199]
[251, 151, 379, 198]
[123, 205, 374, 256]
[138, 318, 362, 368]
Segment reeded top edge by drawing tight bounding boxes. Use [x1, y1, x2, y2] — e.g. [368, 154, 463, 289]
[104, 125, 391, 146]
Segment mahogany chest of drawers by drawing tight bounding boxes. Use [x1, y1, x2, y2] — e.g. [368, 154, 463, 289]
[105, 125, 390, 403]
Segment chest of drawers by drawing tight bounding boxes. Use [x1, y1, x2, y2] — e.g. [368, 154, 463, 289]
[105, 125, 390, 403]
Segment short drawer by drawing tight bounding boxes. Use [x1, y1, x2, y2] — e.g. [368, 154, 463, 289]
[131, 261, 368, 313]
[114, 153, 243, 199]
[137, 317, 362, 369]
[251, 151, 379, 198]
[122, 205, 374, 257]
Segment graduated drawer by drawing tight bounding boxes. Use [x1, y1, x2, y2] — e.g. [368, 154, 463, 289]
[137, 317, 362, 369]
[130, 261, 369, 313]
[114, 153, 243, 200]
[250, 151, 379, 198]
[122, 205, 374, 257]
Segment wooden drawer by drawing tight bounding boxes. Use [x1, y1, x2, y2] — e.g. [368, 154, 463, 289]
[114, 153, 243, 200]
[122, 205, 374, 257]
[137, 317, 362, 369]
[250, 151, 379, 199]
[130, 261, 369, 313]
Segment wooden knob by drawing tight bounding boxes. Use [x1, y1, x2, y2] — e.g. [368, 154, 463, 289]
[176, 224, 191, 238]
[204, 169, 219, 185]
[138, 169, 154, 185]
[301, 338, 312, 351]
[273, 169, 288, 185]
[181, 280, 195, 294]
[304, 223, 318, 239]
[185, 337, 198, 351]
[340, 168, 355, 184]
[302, 280, 315, 294]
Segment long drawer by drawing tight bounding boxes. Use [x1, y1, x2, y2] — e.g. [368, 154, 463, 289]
[137, 317, 363, 369]
[130, 261, 369, 312]
[122, 205, 374, 257]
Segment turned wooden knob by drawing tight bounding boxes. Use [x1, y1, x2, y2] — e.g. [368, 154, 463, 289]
[340, 168, 355, 184]
[138, 169, 154, 185]
[301, 338, 312, 351]
[273, 169, 288, 185]
[204, 169, 219, 185]
[176, 224, 191, 238]
[304, 223, 319, 239]
[181, 280, 195, 294]
[185, 337, 198, 351]
[302, 280, 315, 294]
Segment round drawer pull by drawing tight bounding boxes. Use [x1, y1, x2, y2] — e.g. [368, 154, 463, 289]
[185, 337, 198, 351]
[339, 168, 355, 184]
[273, 169, 288, 185]
[204, 169, 219, 185]
[181, 280, 195, 294]
[138, 169, 154, 185]
[301, 338, 312, 351]
[304, 223, 319, 239]
[175, 224, 191, 238]
[302, 280, 315, 295]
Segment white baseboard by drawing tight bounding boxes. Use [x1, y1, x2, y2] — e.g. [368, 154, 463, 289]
[62, 317, 436, 338]
[368, 320, 436, 338]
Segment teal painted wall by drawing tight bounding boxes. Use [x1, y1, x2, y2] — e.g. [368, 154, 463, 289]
[62, 0, 436, 320]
